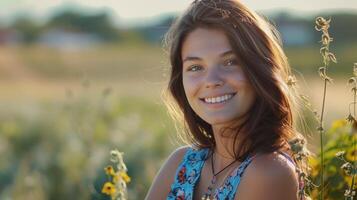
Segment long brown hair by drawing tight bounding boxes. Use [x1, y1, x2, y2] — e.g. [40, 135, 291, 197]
[163, 0, 307, 162]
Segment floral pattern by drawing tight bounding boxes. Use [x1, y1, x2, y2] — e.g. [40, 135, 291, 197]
[167, 147, 301, 200]
[167, 148, 255, 200]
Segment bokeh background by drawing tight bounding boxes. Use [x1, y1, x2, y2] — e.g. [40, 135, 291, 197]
[0, 0, 356, 199]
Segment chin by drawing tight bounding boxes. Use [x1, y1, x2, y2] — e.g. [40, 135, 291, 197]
[206, 117, 237, 127]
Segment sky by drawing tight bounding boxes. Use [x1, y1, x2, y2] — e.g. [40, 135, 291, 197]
[1, 0, 357, 26]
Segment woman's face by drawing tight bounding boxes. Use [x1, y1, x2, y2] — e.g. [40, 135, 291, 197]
[181, 28, 256, 127]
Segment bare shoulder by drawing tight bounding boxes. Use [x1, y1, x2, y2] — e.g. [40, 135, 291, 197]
[145, 146, 190, 200]
[235, 152, 299, 200]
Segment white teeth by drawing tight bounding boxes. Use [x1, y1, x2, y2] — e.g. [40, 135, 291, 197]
[204, 94, 234, 104]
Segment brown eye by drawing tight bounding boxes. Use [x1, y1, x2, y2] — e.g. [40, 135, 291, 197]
[224, 59, 237, 66]
[187, 65, 203, 72]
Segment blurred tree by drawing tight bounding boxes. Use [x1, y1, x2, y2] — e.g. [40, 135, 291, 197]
[329, 13, 357, 44]
[12, 16, 41, 44]
[46, 11, 120, 41]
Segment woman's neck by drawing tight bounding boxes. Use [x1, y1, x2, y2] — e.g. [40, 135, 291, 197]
[211, 125, 242, 168]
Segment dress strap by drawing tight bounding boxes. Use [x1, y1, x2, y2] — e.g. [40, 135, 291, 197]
[277, 150, 297, 166]
[277, 150, 306, 199]
[213, 153, 257, 199]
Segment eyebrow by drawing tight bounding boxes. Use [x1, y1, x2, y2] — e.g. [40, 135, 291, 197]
[182, 50, 235, 63]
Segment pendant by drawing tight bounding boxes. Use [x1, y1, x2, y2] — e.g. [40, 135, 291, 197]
[201, 185, 213, 200]
[201, 194, 210, 200]
[201, 176, 216, 200]
[211, 176, 216, 184]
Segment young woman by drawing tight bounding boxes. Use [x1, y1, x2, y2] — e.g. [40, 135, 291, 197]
[146, 0, 309, 199]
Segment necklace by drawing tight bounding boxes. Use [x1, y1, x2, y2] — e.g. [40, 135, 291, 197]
[201, 151, 237, 200]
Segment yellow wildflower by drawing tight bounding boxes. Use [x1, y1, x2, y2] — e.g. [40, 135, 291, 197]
[331, 119, 347, 130]
[346, 149, 356, 162]
[113, 174, 119, 183]
[102, 182, 116, 195]
[104, 165, 115, 176]
[120, 171, 131, 183]
[104, 149, 130, 199]
[113, 171, 131, 183]
[308, 156, 319, 177]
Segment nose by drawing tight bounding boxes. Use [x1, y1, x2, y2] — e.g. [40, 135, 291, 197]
[204, 67, 224, 88]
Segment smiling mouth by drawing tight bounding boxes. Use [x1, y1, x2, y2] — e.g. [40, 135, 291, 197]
[199, 93, 237, 104]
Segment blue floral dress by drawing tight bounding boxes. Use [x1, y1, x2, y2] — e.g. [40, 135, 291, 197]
[167, 147, 301, 200]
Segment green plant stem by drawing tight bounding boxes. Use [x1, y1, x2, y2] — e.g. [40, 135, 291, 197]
[319, 78, 327, 200]
[352, 145, 356, 195]
[350, 88, 357, 196]
[353, 87, 357, 117]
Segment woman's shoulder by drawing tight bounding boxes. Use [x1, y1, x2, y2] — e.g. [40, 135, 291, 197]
[144, 146, 191, 200]
[250, 151, 298, 173]
[235, 151, 299, 200]
[167, 145, 192, 165]
[166, 145, 210, 163]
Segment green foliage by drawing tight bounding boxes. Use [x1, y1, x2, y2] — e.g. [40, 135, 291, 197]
[308, 120, 356, 199]
[0, 86, 176, 200]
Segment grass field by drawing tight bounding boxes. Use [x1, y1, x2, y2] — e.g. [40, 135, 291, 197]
[0, 42, 355, 199]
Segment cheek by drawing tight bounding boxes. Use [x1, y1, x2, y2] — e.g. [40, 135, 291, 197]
[232, 78, 256, 104]
[247, 89, 257, 104]
[243, 84, 257, 106]
[226, 70, 247, 82]
[183, 75, 200, 99]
